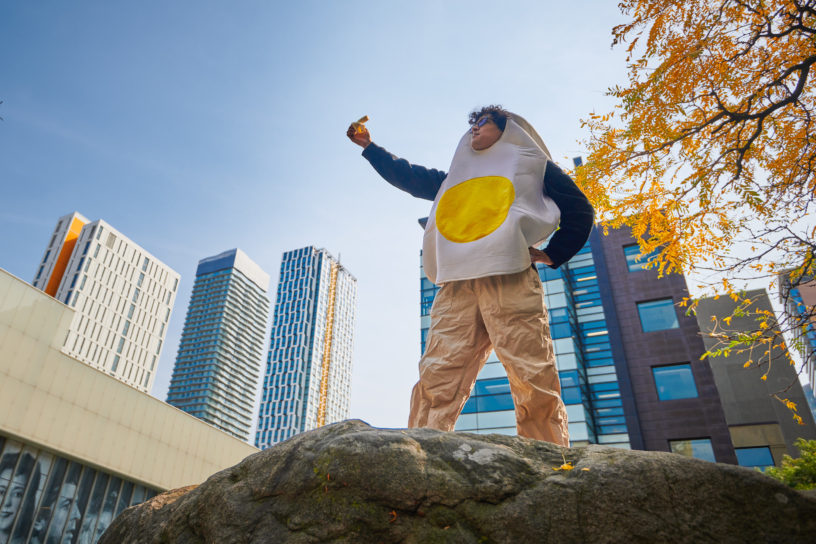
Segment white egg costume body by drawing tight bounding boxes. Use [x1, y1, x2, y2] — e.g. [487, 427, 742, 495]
[422, 114, 560, 285]
[409, 113, 570, 447]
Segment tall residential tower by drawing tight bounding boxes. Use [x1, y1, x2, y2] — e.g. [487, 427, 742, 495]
[255, 247, 357, 448]
[33, 212, 180, 392]
[166, 249, 270, 442]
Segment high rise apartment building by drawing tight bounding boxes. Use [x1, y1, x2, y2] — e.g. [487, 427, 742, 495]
[32, 212, 179, 393]
[166, 249, 271, 441]
[255, 247, 357, 449]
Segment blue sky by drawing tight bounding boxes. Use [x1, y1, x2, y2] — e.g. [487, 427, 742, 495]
[0, 1, 629, 431]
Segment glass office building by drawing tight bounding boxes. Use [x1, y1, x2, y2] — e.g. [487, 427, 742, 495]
[255, 247, 357, 449]
[167, 249, 271, 442]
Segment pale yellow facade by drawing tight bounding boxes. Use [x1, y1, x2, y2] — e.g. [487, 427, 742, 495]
[0, 267, 258, 491]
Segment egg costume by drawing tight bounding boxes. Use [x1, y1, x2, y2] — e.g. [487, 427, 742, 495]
[360, 112, 594, 447]
[422, 114, 560, 285]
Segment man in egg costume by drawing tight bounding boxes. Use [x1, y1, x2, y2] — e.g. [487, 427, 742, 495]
[347, 106, 594, 446]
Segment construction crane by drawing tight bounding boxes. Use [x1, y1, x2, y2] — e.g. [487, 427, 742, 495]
[316, 262, 339, 427]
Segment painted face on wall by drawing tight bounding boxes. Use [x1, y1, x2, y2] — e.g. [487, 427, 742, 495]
[0, 468, 25, 534]
[46, 482, 81, 544]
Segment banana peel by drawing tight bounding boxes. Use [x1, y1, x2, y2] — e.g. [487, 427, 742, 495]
[351, 115, 369, 134]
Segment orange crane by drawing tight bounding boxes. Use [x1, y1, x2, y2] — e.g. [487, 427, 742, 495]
[317, 262, 339, 427]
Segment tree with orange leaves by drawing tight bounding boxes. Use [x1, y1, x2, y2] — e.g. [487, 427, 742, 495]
[576, 0, 816, 421]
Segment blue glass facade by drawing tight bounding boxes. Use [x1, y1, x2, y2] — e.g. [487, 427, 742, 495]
[255, 247, 357, 449]
[421, 239, 633, 447]
[167, 249, 270, 442]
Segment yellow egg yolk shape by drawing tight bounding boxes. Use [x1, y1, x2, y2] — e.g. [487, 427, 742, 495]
[435, 176, 515, 243]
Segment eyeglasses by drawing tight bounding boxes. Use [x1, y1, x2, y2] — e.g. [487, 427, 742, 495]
[472, 117, 490, 131]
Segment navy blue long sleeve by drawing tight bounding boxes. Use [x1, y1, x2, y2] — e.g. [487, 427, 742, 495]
[362, 143, 594, 268]
[361, 143, 445, 201]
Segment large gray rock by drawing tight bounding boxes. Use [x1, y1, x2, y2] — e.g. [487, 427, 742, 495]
[101, 420, 816, 543]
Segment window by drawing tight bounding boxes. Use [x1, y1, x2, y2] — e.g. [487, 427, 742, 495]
[670, 438, 715, 462]
[653, 364, 698, 400]
[736, 446, 774, 470]
[637, 299, 679, 332]
[623, 244, 658, 272]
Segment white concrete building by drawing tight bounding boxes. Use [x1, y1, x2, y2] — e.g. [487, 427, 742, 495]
[32, 212, 180, 393]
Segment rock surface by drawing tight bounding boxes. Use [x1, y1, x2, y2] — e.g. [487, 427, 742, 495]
[101, 420, 816, 543]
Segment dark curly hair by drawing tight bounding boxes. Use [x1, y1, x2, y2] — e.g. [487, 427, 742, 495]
[468, 105, 510, 131]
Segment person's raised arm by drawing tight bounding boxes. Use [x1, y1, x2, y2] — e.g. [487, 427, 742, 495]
[347, 122, 446, 202]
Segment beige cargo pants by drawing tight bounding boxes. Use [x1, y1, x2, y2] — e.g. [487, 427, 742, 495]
[408, 266, 569, 446]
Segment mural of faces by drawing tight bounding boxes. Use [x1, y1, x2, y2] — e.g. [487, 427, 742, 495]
[0, 437, 157, 544]
[0, 448, 41, 544]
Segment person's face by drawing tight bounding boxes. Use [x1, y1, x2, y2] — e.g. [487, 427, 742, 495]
[47, 483, 80, 544]
[0, 468, 26, 533]
[470, 116, 503, 151]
